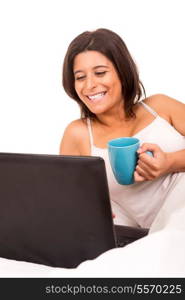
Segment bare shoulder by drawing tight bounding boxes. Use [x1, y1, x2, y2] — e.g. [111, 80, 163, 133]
[63, 118, 87, 137]
[143, 94, 185, 119]
[59, 118, 89, 155]
[143, 94, 185, 134]
[144, 93, 184, 106]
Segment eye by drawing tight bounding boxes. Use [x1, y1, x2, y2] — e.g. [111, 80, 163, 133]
[75, 75, 86, 81]
[95, 71, 107, 76]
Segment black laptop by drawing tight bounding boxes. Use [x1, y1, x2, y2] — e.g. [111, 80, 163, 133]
[0, 152, 116, 268]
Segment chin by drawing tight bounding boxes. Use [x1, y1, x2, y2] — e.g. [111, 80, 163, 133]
[88, 106, 107, 115]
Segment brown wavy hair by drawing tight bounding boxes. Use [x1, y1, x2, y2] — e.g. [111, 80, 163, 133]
[62, 28, 145, 119]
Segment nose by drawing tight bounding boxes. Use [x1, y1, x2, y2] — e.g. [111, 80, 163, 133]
[84, 75, 97, 91]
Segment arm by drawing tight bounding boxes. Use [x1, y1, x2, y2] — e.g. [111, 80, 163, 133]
[59, 121, 81, 155]
[135, 144, 185, 182]
[167, 150, 185, 173]
[135, 94, 185, 181]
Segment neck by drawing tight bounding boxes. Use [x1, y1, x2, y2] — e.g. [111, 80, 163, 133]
[95, 107, 132, 128]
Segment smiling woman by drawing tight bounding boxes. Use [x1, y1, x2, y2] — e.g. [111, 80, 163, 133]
[60, 28, 185, 234]
[62, 28, 145, 120]
[73, 51, 123, 116]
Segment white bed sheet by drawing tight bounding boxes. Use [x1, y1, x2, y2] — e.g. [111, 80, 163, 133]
[1, 173, 185, 277]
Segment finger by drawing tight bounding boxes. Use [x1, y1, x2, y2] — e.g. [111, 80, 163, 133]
[138, 143, 157, 153]
[134, 170, 145, 182]
[136, 164, 155, 180]
[137, 156, 155, 171]
[138, 153, 160, 175]
[135, 165, 147, 177]
[138, 152, 155, 166]
[137, 159, 151, 171]
[137, 143, 161, 158]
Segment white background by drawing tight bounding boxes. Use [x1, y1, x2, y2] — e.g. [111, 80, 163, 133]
[0, 0, 184, 154]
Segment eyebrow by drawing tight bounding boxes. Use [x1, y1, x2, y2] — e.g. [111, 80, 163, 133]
[74, 65, 109, 75]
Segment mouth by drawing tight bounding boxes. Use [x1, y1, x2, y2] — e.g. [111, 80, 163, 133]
[86, 91, 107, 102]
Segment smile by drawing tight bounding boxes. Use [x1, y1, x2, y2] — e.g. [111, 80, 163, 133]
[87, 92, 106, 102]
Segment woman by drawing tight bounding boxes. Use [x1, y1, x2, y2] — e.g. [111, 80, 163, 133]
[60, 28, 185, 230]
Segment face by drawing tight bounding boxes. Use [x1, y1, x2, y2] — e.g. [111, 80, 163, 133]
[73, 51, 123, 116]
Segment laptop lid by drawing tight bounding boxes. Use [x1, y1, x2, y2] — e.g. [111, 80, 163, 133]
[0, 152, 116, 268]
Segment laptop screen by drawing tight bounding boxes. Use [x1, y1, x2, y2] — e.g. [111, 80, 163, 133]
[0, 152, 116, 268]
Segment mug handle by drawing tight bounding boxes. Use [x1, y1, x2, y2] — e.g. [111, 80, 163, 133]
[145, 151, 153, 157]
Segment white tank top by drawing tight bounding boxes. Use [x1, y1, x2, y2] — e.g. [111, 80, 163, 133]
[87, 101, 185, 228]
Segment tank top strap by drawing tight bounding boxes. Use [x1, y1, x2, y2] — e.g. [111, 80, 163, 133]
[140, 101, 158, 117]
[86, 118, 94, 147]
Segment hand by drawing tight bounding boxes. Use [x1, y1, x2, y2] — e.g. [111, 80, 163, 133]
[134, 143, 170, 182]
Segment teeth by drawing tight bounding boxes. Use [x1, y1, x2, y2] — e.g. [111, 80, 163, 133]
[88, 92, 105, 101]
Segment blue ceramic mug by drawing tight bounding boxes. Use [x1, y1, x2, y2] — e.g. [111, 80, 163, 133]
[108, 137, 152, 185]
